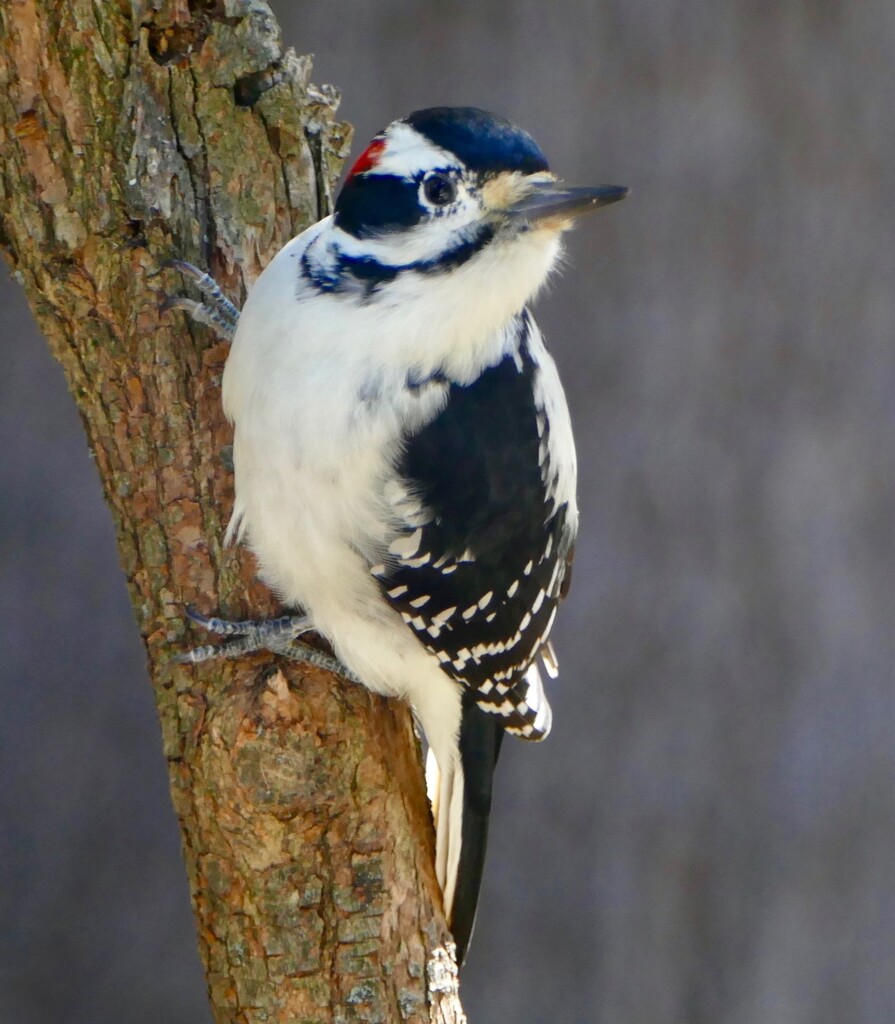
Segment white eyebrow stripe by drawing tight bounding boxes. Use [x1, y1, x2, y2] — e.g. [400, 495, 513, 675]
[372, 122, 462, 178]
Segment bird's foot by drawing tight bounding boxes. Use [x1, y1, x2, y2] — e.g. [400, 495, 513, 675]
[161, 260, 240, 341]
[177, 607, 361, 681]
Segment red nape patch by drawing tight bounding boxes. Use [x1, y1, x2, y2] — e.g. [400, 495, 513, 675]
[346, 137, 387, 179]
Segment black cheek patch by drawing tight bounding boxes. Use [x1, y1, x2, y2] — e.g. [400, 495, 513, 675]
[334, 174, 424, 239]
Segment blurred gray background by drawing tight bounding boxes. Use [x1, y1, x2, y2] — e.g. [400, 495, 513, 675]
[2, 2, 894, 1022]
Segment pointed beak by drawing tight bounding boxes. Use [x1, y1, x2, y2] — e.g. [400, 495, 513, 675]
[507, 182, 629, 226]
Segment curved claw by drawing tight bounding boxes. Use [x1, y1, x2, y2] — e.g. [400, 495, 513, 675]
[184, 605, 214, 629]
[160, 294, 203, 315]
[162, 258, 209, 282]
[183, 606, 252, 637]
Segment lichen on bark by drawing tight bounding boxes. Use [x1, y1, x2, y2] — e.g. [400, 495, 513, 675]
[0, 2, 464, 1020]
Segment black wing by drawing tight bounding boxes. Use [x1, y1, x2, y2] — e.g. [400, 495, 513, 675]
[374, 311, 576, 739]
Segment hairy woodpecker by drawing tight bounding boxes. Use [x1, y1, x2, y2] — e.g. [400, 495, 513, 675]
[177, 106, 627, 963]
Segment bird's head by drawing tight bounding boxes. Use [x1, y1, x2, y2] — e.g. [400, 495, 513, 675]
[328, 107, 627, 314]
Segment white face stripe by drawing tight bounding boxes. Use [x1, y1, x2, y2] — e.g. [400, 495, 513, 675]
[329, 205, 482, 268]
[368, 122, 462, 179]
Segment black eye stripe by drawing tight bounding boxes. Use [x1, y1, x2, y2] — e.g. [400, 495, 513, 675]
[334, 174, 423, 239]
[334, 168, 467, 239]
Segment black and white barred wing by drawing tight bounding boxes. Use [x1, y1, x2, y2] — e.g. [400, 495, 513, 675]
[375, 311, 577, 740]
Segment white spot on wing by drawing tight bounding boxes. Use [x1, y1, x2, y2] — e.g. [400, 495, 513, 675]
[432, 606, 457, 626]
[389, 529, 422, 559]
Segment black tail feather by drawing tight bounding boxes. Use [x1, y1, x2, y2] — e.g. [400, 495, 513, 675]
[451, 699, 505, 965]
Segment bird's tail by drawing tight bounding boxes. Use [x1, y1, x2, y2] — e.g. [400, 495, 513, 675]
[428, 699, 504, 965]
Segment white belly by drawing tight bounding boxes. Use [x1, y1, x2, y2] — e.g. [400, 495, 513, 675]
[229, 401, 463, 761]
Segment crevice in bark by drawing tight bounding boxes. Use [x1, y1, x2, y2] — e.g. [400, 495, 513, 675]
[233, 61, 284, 106]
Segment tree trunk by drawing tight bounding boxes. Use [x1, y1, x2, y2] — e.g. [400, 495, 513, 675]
[0, 2, 465, 1020]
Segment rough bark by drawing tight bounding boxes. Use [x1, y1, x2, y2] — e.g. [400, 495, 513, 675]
[0, 2, 465, 1021]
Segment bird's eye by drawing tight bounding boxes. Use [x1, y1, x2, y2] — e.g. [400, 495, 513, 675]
[423, 173, 457, 207]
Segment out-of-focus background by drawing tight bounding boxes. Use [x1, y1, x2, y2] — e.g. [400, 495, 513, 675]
[3, 2, 894, 1022]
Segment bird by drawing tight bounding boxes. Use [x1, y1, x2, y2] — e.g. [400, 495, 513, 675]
[175, 106, 627, 964]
